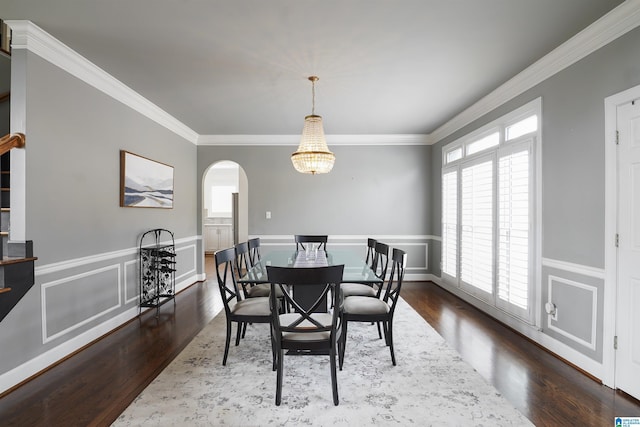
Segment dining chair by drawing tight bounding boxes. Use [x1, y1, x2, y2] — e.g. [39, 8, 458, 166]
[248, 237, 262, 266]
[364, 237, 377, 267]
[235, 241, 251, 278]
[339, 248, 406, 368]
[215, 247, 272, 366]
[266, 264, 344, 406]
[236, 242, 266, 298]
[341, 241, 389, 298]
[236, 241, 284, 302]
[294, 234, 328, 252]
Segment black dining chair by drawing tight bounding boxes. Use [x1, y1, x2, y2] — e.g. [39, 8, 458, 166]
[248, 237, 262, 266]
[267, 264, 344, 406]
[294, 234, 328, 252]
[365, 237, 377, 266]
[235, 242, 251, 279]
[236, 241, 284, 302]
[341, 241, 388, 299]
[339, 248, 406, 368]
[236, 241, 270, 299]
[215, 247, 272, 366]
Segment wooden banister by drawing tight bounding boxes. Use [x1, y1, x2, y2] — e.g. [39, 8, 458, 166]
[0, 92, 9, 103]
[0, 133, 25, 157]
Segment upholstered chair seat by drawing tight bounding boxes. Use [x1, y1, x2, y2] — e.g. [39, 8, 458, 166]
[231, 297, 271, 316]
[246, 283, 284, 298]
[343, 296, 390, 316]
[340, 248, 407, 367]
[340, 283, 376, 298]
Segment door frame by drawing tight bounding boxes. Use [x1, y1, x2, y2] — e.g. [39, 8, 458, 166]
[603, 84, 640, 388]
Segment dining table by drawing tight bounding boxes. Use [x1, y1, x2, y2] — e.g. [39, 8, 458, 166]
[238, 248, 382, 311]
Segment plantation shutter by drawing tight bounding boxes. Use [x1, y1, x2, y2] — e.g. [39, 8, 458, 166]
[442, 169, 458, 279]
[497, 141, 531, 316]
[460, 157, 494, 296]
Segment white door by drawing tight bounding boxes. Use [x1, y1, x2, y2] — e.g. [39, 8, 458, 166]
[615, 100, 640, 399]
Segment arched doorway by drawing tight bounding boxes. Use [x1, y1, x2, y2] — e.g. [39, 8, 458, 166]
[202, 161, 248, 254]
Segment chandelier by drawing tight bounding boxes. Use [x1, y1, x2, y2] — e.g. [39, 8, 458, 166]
[291, 76, 335, 174]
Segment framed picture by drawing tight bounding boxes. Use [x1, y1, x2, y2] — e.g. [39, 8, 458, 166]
[120, 150, 174, 208]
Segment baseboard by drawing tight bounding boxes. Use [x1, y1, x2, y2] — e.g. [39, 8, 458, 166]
[0, 274, 202, 396]
[429, 275, 605, 381]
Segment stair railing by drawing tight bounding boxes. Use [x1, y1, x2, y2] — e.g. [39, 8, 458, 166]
[0, 133, 25, 157]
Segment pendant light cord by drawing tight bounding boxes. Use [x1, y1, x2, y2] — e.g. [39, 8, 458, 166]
[311, 79, 316, 115]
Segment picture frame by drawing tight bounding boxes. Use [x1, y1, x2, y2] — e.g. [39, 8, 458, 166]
[120, 150, 174, 208]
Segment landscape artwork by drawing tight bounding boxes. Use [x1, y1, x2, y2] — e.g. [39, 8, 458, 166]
[120, 151, 174, 208]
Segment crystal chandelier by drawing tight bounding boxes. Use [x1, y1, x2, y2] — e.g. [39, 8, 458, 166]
[291, 76, 335, 174]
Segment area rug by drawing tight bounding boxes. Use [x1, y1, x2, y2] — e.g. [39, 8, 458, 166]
[113, 298, 532, 426]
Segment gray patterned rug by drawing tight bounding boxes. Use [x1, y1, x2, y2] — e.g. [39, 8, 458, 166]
[113, 298, 532, 426]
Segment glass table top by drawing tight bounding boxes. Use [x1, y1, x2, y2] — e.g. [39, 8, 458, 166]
[238, 249, 381, 284]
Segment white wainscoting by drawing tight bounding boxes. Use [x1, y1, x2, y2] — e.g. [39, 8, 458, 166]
[546, 274, 598, 351]
[253, 234, 434, 280]
[0, 236, 203, 396]
[41, 264, 122, 343]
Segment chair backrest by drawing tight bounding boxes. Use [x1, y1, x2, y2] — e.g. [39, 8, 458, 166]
[248, 237, 261, 265]
[215, 247, 243, 314]
[294, 234, 328, 251]
[235, 241, 252, 275]
[372, 242, 389, 283]
[381, 248, 407, 313]
[365, 238, 377, 268]
[267, 265, 344, 342]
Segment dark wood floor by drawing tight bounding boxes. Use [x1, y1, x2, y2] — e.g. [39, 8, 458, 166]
[0, 257, 638, 426]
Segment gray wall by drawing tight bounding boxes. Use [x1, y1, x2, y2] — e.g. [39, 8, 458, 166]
[0, 50, 200, 384]
[429, 25, 640, 361]
[198, 144, 434, 275]
[198, 144, 431, 235]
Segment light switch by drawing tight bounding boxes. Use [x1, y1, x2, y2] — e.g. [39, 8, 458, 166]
[266, 211, 271, 219]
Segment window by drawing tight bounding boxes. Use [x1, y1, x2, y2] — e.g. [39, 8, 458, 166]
[506, 115, 537, 141]
[461, 158, 494, 296]
[466, 131, 500, 155]
[441, 98, 539, 323]
[497, 143, 531, 318]
[442, 169, 458, 279]
[445, 147, 463, 164]
[211, 185, 236, 215]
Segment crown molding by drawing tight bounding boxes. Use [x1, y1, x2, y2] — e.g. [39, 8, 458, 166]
[5, 20, 199, 144]
[197, 133, 432, 146]
[430, 0, 640, 144]
[7, 0, 640, 148]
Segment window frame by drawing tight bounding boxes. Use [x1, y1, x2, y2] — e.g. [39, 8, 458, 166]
[495, 137, 534, 320]
[441, 166, 459, 282]
[459, 152, 496, 304]
[440, 97, 541, 325]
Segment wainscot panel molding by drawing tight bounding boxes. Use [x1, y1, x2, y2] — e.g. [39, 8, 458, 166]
[429, 273, 606, 381]
[42, 264, 122, 343]
[546, 275, 598, 351]
[253, 234, 435, 281]
[0, 306, 138, 395]
[124, 259, 139, 305]
[0, 236, 204, 395]
[542, 257, 605, 279]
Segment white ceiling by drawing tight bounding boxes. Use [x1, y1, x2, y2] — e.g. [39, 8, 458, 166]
[1, 0, 624, 138]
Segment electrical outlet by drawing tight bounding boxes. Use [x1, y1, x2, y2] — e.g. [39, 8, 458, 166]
[266, 211, 271, 219]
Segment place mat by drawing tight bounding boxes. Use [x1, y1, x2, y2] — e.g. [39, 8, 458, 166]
[293, 250, 328, 267]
